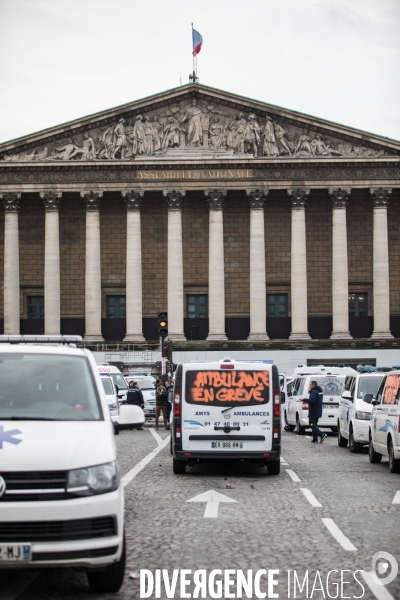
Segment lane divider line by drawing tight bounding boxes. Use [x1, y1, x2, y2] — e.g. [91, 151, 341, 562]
[0, 570, 39, 600]
[300, 488, 322, 507]
[321, 518, 357, 552]
[392, 491, 400, 504]
[149, 427, 163, 446]
[361, 571, 395, 600]
[286, 469, 301, 482]
[121, 436, 170, 488]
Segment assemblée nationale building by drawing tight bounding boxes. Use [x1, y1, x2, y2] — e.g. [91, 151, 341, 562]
[0, 83, 399, 354]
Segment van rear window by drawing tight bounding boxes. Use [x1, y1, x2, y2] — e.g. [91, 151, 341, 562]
[185, 370, 270, 406]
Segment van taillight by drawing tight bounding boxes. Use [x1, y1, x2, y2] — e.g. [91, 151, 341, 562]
[220, 364, 234, 369]
[176, 426, 181, 439]
[302, 402, 309, 411]
[173, 387, 181, 417]
[273, 427, 279, 439]
[273, 389, 280, 417]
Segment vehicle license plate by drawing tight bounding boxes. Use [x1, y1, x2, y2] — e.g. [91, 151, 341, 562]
[323, 404, 338, 409]
[211, 441, 243, 449]
[0, 544, 31, 562]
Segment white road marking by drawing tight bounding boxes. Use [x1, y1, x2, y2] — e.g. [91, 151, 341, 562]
[392, 491, 400, 504]
[187, 489, 237, 518]
[321, 518, 357, 551]
[286, 469, 301, 482]
[305, 435, 311, 439]
[121, 435, 170, 487]
[149, 427, 163, 446]
[0, 571, 39, 600]
[300, 488, 322, 507]
[361, 571, 395, 600]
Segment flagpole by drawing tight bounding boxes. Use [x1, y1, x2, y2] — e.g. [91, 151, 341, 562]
[191, 23, 196, 81]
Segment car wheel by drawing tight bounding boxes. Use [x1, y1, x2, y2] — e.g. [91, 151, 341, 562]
[349, 429, 363, 453]
[266, 459, 280, 475]
[388, 440, 400, 473]
[173, 458, 186, 474]
[87, 533, 126, 593]
[369, 438, 382, 464]
[295, 415, 305, 435]
[284, 411, 295, 432]
[337, 425, 348, 448]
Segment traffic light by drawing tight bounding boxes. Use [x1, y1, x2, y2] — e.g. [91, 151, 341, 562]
[158, 311, 168, 338]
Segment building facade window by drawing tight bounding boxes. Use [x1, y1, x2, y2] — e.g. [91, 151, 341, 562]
[267, 294, 288, 317]
[186, 294, 208, 318]
[106, 295, 126, 318]
[27, 296, 44, 319]
[348, 293, 368, 317]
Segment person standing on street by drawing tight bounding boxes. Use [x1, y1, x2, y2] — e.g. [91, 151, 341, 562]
[303, 380, 326, 443]
[164, 379, 174, 429]
[126, 380, 144, 430]
[155, 385, 168, 430]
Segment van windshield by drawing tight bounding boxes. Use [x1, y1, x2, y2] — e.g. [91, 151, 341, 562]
[111, 373, 128, 391]
[0, 353, 102, 421]
[357, 376, 383, 399]
[185, 370, 270, 407]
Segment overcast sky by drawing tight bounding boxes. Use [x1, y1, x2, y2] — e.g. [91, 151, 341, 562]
[0, 0, 399, 144]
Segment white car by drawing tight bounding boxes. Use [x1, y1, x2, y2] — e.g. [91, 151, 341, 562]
[368, 369, 400, 472]
[285, 366, 356, 435]
[338, 371, 385, 452]
[0, 335, 128, 592]
[98, 365, 128, 403]
[100, 375, 119, 423]
[126, 376, 156, 419]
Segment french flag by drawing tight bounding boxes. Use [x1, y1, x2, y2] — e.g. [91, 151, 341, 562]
[192, 29, 203, 56]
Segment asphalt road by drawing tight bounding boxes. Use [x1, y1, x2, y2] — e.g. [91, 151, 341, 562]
[1, 426, 399, 599]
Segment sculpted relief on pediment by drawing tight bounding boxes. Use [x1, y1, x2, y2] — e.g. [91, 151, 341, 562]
[1, 97, 392, 162]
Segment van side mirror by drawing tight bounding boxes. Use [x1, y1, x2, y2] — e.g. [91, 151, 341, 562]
[363, 393, 373, 404]
[281, 391, 286, 404]
[341, 390, 353, 401]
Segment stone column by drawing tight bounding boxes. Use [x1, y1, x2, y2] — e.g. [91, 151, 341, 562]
[41, 192, 62, 335]
[1, 193, 21, 334]
[247, 188, 269, 340]
[164, 190, 186, 341]
[370, 188, 393, 339]
[205, 189, 228, 341]
[122, 191, 145, 342]
[288, 189, 311, 340]
[81, 191, 104, 343]
[329, 188, 352, 339]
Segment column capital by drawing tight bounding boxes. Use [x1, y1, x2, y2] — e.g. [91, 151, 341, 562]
[328, 188, 351, 209]
[1, 193, 21, 212]
[40, 191, 62, 212]
[80, 191, 103, 211]
[122, 190, 144, 211]
[163, 189, 185, 211]
[246, 188, 269, 209]
[205, 189, 227, 211]
[288, 188, 309, 209]
[370, 187, 392, 208]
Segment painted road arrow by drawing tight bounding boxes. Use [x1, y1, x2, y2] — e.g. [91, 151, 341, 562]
[187, 489, 237, 518]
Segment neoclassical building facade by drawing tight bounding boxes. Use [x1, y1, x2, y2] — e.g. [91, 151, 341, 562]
[0, 84, 399, 346]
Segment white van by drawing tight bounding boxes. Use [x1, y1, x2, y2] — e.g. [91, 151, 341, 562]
[171, 358, 281, 475]
[368, 369, 400, 473]
[100, 375, 120, 423]
[285, 365, 356, 434]
[98, 365, 128, 403]
[338, 370, 385, 452]
[0, 336, 126, 593]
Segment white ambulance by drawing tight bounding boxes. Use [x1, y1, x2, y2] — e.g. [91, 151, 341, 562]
[368, 369, 400, 472]
[285, 365, 357, 434]
[170, 358, 281, 475]
[97, 365, 128, 403]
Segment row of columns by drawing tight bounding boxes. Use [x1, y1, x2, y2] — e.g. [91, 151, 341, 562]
[0, 187, 393, 341]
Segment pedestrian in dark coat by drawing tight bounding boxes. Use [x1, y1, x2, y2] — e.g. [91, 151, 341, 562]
[303, 381, 326, 443]
[155, 385, 168, 430]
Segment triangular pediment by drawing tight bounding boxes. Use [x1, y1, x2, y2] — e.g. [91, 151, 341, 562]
[1, 83, 399, 163]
